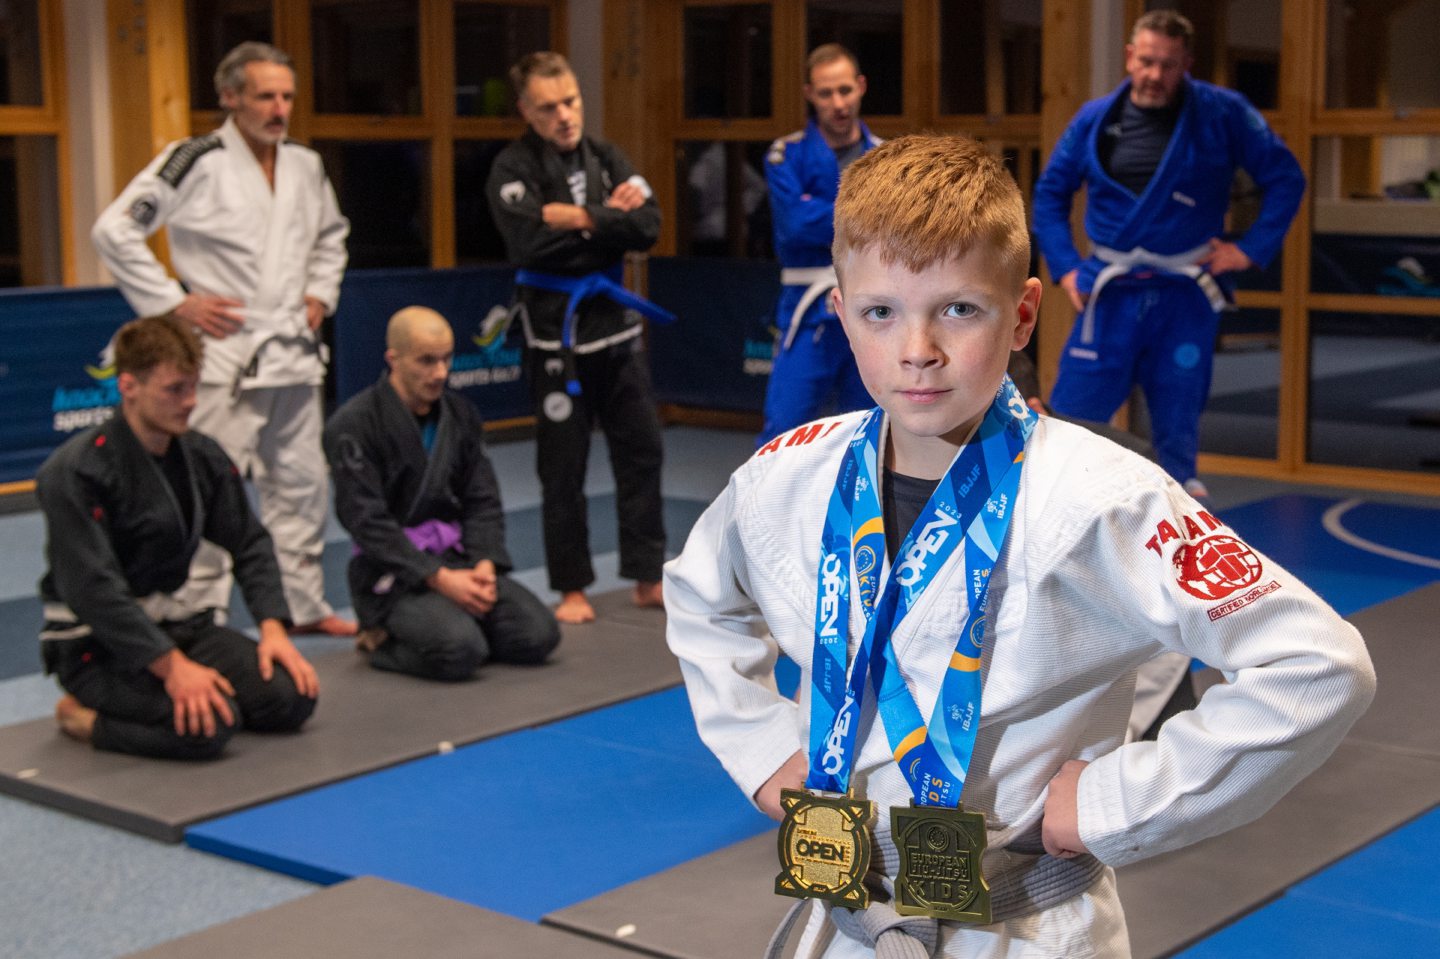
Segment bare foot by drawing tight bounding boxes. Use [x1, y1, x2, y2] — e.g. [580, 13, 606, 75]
[291, 614, 359, 637]
[555, 591, 596, 624]
[355, 627, 388, 653]
[55, 695, 96, 743]
[633, 580, 664, 608]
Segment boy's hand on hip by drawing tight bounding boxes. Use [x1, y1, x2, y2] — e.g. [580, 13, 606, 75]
[1042, 759, 1090, 859]
[755, 750, 808, 821]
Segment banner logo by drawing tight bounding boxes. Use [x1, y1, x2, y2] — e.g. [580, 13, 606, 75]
[52, 341, 119, 434]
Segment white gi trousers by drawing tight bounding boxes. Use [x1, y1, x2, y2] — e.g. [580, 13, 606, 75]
[175, 383, 332, 625]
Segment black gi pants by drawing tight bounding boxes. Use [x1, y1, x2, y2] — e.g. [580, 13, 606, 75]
[527, 339, 666, 592]
[51, 613, 316, 760]
[370, 575, 561, 681]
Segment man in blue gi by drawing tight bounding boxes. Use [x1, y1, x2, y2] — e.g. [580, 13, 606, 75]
[1032, 9, 1304, 495]
[758, 43, 881, 444]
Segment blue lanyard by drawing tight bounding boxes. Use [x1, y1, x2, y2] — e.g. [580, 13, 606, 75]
[805, 377, 1035, 804]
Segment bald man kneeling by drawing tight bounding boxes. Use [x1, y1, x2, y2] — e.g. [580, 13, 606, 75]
[323, 307, 560, 681]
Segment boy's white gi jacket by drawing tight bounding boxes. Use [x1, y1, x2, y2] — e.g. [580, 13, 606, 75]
[665, 411, 1375, 957]
[93, 116, 349, 390]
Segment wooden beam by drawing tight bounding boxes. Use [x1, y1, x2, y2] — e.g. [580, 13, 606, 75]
[1036, 0, 1090, 399]
[1274, 0, 1317, 474]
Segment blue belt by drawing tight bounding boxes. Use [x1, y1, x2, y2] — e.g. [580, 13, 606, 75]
[515, 267, 676, 396]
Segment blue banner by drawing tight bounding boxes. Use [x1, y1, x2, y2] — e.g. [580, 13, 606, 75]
[0, 268, 532, 486]
[648, 256, 780, 413]
[0, 285, 134, 484]
[332, 266, 528, 415]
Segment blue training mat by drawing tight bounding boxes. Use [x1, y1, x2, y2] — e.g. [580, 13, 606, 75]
[187, 686, 776, 922]
[1175, 806, 1440, 958]
[1220, 495, 1440, 616]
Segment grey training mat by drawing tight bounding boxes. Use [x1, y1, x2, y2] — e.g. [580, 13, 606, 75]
[1117, 741, 1440, 957]
[121, 876, 642, 959]
[1337, 581, 1440, 756]
[0, 590, 675, 841]
[544, 583, 1440, 959]
[543, 833, 796, 959]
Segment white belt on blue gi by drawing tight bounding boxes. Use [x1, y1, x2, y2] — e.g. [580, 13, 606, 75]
[1081, 243, 1230, 344]
[779, 265, 839, 351]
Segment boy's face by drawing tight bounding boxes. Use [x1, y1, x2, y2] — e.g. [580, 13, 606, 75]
[833, 244, 1040, 476]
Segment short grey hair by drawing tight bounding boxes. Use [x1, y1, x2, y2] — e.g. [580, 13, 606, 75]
[214, 41, 294, 104]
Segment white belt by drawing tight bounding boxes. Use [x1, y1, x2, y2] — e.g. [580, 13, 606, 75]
[1081, 244, 1228, 344]
[41, 593, 192, 641]
[779, 265, 839, 351]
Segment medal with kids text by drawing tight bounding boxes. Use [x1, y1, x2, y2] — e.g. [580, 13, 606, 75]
[775, 788, 874, 908]
[891, 803, 991, 922]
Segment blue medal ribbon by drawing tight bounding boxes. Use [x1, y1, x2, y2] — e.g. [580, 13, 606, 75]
[805, 376, 1036, 806]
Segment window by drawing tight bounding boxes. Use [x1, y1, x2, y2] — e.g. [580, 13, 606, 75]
[0, 0, 66, 287]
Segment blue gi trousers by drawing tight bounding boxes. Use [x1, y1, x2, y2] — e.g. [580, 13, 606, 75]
[1049, 276, 1220, 484]
[759, 319, 871, 445]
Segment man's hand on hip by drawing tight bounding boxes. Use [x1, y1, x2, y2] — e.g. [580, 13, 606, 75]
[1199, 238, 1253, 276]
[1059, 270, 1089, 313]
[176, 293, 245, 338]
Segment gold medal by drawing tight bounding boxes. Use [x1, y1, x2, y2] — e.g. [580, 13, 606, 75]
[891, 803, 992, 923]
[775, 788, 874, 908]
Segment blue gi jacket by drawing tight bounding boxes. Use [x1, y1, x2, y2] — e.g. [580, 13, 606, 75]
[1032, 78, 1305, 294]
[766, 119, 881, 271]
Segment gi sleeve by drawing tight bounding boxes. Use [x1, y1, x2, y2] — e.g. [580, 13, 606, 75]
[36, 455, 175, 673]
[1066, 478, 1375, 868]
[91, 146, 195, 319]
[322, 414, 445, 590]
[486, 146, 597, 267]
[765, 143, 835, 256]
[585, 146, 661, 255]
[197, 442, 291, 626]
[1228, 100, 1305, 270]
[1031, 115, 1091, 284]
[304, 163, 350, 315]
[665, 476, 804, 806]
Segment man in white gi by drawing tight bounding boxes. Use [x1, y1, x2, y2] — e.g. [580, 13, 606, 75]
[93, 41, 353, 636]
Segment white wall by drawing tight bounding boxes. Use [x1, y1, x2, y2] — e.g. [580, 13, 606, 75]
[567, 0, 605, 138]
[63, 0, 114, 286]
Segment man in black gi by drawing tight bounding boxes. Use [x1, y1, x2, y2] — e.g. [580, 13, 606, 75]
[324, 306, 560, 681]
[38, 315, 318, 760]
[486, 51, 666, 625]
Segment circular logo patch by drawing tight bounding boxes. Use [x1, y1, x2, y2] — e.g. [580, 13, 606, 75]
[542, 391, 573, 422]
[1173, 534, 1263, 601]
[1173, 343, 1202, 370]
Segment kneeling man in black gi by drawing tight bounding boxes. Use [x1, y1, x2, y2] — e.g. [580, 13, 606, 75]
[39, 315, 319, 759]
[324, 306, 560, 680]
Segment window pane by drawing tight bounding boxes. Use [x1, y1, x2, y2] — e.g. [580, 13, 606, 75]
[0, 0, 42, 106]
[0, 136, 62, 287]
[1201, 308, 1279, 461]
[806, 0, 901, 116]
[939, 0, 1042, 116]
[455, 3, 549, 117]
[674, 141, 773, 260]
[1311, 136, 1440, 295]
[455, 139, 512, 264]
[312, 0, 420, 115]
[187, 0, 274, 111]
[314, 140, 429, 267]
[1146, 0, 1281, 110]
[1308, 310, 1440, 472]
[684, 4, 771, 119]
[1325, 0, 1440, 110]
